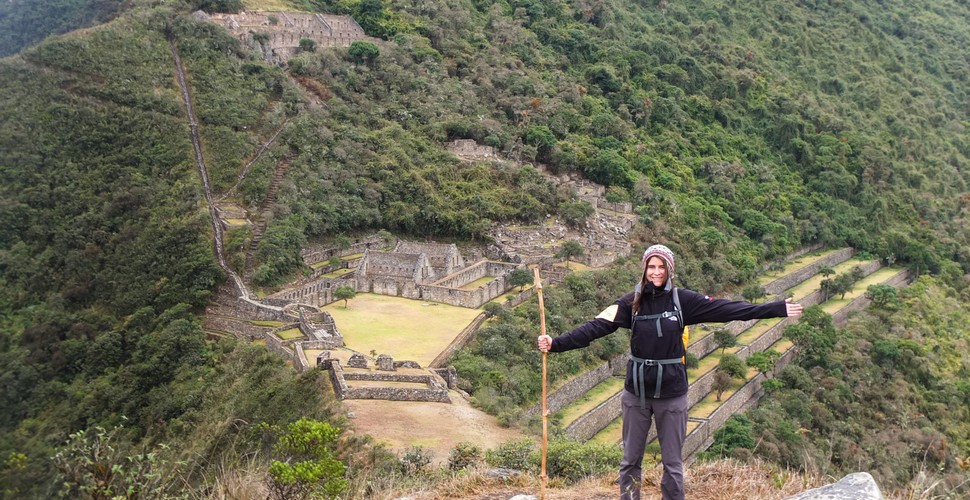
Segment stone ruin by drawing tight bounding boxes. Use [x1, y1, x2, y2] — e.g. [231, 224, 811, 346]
[205, 137, 640, 405]
[199, 10, 375, 63]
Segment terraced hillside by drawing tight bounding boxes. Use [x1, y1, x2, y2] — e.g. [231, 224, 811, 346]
[533, 248, 910, 466]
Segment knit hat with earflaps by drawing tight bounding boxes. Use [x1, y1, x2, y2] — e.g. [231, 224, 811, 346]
[641, 244, 676, 292]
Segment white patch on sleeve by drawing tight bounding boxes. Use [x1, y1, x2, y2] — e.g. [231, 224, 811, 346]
[596, 305, 620, 322]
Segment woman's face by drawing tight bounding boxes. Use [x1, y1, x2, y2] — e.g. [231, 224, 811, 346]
[645, 256, 668, 288]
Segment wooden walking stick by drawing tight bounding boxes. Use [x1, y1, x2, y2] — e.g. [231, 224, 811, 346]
[534, 268, 548, 500]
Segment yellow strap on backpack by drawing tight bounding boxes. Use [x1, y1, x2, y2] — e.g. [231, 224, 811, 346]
[681, 325, 689, 364]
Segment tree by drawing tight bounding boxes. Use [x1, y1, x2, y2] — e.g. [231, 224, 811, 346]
[866, 283, 900, 310]
[745, 350, 780, 378]
[348, 40, 379, 64]
[742, 285, 766, 303]
[299, 38, 316, 53]
[718, 353, 747, 379]
[784, 306, 837, 367]
[328, 256, 341, 269]
[508, 268, 533, 291]
[818, 265, 835, 278]
[556, 240, 584, 269]
[266, 418, 347, 500]
[713, 329, 737, 355]
[558, 200, 594, 227]
[713, 370, 733, 401]
[334, 286, 356, 308]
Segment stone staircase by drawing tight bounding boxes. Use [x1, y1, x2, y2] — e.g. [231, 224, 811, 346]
[245, 153, 295, 278]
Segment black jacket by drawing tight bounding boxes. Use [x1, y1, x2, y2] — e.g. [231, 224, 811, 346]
[550, 287, 788, 399]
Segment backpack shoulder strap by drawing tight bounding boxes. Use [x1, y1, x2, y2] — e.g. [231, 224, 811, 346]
[672, 287, 683, 323]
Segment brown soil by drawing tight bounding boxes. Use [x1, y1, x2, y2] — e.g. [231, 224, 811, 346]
[343, 390, 528, 463]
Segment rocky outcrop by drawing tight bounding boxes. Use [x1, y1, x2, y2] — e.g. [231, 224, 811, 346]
[785, 472, 883, 500]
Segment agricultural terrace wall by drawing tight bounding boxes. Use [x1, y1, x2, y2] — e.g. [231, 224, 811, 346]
[687, 319, 760, 360]
[209, 296, 287, 321]
[739, 317, 797, 360]
[686, 271, 912, 459]
[564, 386, 624, 441]
[584, 241, 632, 268]
[428, 312, 488, 368]
[302, 234, 384, 265]
[761, 243, 826, 272]
[265, 333, 295, 361]
[204, 316, 268, 340]
[525, 353, 628, 418]
[273, 277, 358, 306]
[598, 200, 634, 214]
[763, 247, 854, 295]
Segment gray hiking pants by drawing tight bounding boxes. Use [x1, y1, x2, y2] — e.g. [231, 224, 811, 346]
[619, 389, 688, 500]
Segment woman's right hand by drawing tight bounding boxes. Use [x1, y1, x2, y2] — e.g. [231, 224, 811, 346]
[537, 335, 553, 352]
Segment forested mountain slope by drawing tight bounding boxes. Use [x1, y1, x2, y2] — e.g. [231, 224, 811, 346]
[1, 0, 968, 496]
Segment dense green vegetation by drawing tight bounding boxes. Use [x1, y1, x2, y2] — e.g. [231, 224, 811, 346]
[706, 277, 970, 495]
[1, 0, 968, 496]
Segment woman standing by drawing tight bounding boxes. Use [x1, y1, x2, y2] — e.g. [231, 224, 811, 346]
[537, 244, 803, 500]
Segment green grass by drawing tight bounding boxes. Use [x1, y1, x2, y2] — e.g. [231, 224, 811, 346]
[821, 267, 902, 315]
[243, 0, 308, 11]
[277, 328, 303, 340]
[735, 318, 782, 345]
[767, 339, 794, 355]
[322, 268, 355, 278]
[783, 258, 872, 299]
[225, 218, 248, 226]
[757, 249, 841, 285]
[250, 320, 285, 327]
[558, 377, 626, 427]
[459, 276, 497, 290]
[322, 293, 482, 366]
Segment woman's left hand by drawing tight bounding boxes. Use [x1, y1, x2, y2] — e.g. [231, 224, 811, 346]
[785, 297, 803, 317]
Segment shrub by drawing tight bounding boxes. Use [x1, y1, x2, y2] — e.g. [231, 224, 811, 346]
[485, 439, 535, 471]
[447, 442, 482, 471]
[542, 440, 621, 482]
[400, 446, 433, 475]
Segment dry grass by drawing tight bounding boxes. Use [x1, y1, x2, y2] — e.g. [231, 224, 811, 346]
[322, 293, 481, 366]
[370, 458, 829, 499]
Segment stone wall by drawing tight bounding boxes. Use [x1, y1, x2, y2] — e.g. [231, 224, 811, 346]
[204, 315, 269, 340]
[420, 273, 507, 308]
[323, 360, 451, 403]
[447, 139, 497, 158]
[763, 247, 854, 295]
[272, 277, 357, 306]
[597, 200, 634, 214]
[428, 312, 488, 368]
[687, 319, 760, 360]
[265, 332, 295, 361]
[760, 243, 825, 272]
[302, 234, 384, 266]
[395, 241, 464, 276]
[564, 385, 624, 441]
[206, 11, 373, 62]
[525, 353, 628, 417]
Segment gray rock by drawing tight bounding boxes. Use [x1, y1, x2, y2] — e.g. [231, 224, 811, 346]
[785, 472, 883, 500]
[377, 354, 395, 371]
[485, 468, 521, 480]
[347, 353, 368, 368]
